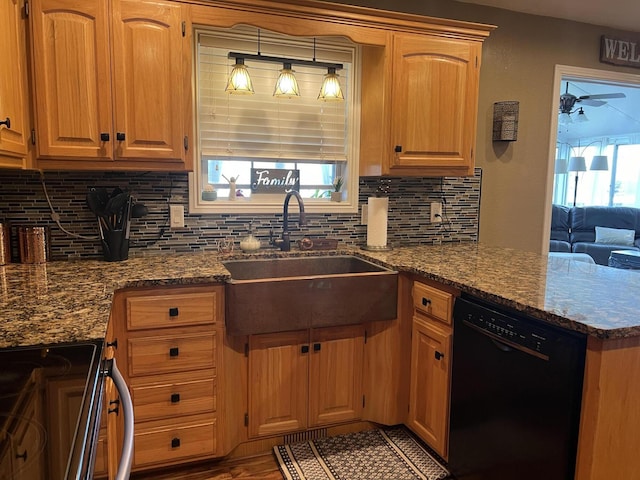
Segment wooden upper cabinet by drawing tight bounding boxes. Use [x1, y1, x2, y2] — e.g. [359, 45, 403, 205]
[111, 0, 185, 162]
[389, 34, 480, 176]
[30, 0, 112, 160]
[0, 0, 31, 167]
[30, 0, 190, 171]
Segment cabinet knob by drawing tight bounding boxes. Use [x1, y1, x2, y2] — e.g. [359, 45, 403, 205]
[116, 132, 126, 141]
[422, 298, 431, 306]
[169, 347, 179, 357]
[107, 338, 118, 349]
[169, 307, 179, 317]
[15, 450, 27, 461]
[108, 398, 120, 415]
[100, 132, 110, 141]
[394, 145, 402, 153]
[0, 117, 10, 129]
[435, 351, 444, 360]
[171, 437, 181, 448]
[313, 343, 321, 351]
[171, 393, 180, 403]
[301, 345, 309, 354]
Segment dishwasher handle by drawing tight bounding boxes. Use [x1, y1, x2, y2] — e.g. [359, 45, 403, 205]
[107, 358, 134, 480]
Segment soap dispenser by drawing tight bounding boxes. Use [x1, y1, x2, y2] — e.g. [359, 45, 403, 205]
[240, 223, 261, 253]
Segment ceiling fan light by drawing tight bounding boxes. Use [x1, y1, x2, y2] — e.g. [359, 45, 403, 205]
[559, 112, 573, 125]
[318, 67, 344, 101]
[225, 58, 254, 94]
[575, 108, 588, 123]
[273, 63, 300, 98]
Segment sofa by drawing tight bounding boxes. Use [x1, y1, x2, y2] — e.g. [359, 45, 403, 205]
[549, 205, 640, 265]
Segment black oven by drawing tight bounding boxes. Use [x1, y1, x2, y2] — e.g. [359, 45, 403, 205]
[0, 341, 106, 479]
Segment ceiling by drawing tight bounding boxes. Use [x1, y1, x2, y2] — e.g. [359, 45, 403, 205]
[457, 0, 640, 33]
[557, 79, 640, 143]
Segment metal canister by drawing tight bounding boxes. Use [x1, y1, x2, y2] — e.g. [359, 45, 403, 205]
[18, 226, 50, 263]
[0, 223, 10, 265]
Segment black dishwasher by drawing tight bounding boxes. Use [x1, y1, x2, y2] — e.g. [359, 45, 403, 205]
[448, 295, 587, 480]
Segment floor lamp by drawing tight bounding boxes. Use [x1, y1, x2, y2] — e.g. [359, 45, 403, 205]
[568, 156, 587, 206]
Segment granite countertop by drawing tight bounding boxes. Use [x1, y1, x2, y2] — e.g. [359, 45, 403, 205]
[2, 242, 640, 349]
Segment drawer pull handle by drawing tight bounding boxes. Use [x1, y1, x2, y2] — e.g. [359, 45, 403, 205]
[107, 338, 118, 349]
[169, 347, 179, 357]
[169, 307, 179, 317]
[15, 450, 27, 461]
[313, 343, 321, 351]
[171, 437, 180, 448]
[301, 345, 309, 354]
[171, 393, 181, 403]
[435, 351, 444, 360]
[422, 297, 431, 307]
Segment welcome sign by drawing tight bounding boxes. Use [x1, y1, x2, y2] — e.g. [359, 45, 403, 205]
[600, 35, 640, 68]
[251, 168, 300, 194]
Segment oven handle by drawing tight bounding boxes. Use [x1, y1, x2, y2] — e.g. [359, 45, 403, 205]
[107, 357, 134, 480]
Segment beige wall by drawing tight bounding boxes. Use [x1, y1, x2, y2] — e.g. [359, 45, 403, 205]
[334, 0, 640, 253]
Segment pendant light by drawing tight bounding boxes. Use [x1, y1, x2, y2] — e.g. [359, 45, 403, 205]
[273, 63, 300, 98]
[225, 58, 254, 95]
[318, 67, 344, 101]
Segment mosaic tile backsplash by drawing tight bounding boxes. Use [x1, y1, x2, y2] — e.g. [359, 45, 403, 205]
[0, 169, 481, 260]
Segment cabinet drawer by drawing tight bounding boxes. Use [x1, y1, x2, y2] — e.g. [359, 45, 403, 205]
[128, 332, 216, 377]
[413, 282, 453, 325]
[133, 416, 216, 468]
[131, 370, 216, 422]
[127, 291, 218, 330]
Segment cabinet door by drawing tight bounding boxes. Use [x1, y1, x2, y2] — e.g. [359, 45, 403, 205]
[309, 325, 364, 427]
[248, 331, 309, 437]
[0, 0, 30, 165]
[111, 0, 185, 162]
[390, 34, 480, 174]
[408, 316, 451, 459]
[30, 0, 113, 160]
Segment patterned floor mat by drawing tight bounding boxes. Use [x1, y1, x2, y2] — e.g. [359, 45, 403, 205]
[274, 426, 450, 480]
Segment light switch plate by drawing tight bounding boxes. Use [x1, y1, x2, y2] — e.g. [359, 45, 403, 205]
[169, 204, 184, 229]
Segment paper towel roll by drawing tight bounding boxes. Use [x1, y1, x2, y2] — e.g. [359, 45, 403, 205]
[367, 197, 389, 247]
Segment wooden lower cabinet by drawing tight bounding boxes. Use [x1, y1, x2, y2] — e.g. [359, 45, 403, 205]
[110, 285, 224, 472]
[407, 280, 455, 460]
[248, 325, 365, 438]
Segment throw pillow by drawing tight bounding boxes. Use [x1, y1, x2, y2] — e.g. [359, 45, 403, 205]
[595, 226, 636, 246]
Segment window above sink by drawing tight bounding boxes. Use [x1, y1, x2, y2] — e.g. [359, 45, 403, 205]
[189, 25, 361, 214]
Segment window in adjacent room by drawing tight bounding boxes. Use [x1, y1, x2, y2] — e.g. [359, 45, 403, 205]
[189, 26, 360, 214]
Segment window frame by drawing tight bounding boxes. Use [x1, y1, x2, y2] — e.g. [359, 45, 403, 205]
[189, 26, 362, 215]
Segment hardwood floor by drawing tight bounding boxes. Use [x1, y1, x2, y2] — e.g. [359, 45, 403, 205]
[130, 454, 284, 480]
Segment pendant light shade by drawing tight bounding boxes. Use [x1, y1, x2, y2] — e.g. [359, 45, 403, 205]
[555, 158, 568, 174]
[568, 156, 587, 172]
[225, 58, 254, 95]
[318, 67, 344, 101]
[273, 63, 300, 98]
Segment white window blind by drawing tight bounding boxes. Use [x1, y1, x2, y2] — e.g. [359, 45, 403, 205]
[197, 28, 353, 163]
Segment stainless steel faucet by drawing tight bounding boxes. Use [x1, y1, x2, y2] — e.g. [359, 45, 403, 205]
[271, 191, 306, 251]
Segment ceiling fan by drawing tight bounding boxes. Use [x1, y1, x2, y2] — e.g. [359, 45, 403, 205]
[559, 82, 626, 114]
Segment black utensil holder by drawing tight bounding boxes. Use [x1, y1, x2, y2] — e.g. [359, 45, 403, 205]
[102, 229, 129, 262]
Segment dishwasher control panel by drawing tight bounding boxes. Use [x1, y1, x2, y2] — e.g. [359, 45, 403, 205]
[455, 297, 550, 357]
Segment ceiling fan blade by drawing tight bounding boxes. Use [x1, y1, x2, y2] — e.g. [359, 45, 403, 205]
[579, 93, 626, 100]
[577, 99, 606, 107]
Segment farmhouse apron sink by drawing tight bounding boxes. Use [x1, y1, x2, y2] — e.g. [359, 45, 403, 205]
[224, 255, 398, 335]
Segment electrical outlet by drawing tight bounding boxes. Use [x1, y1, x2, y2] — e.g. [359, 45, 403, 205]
[361, 204, 368, 225]
[169, 204, 184, 229]
[430, 202, 443, 223]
